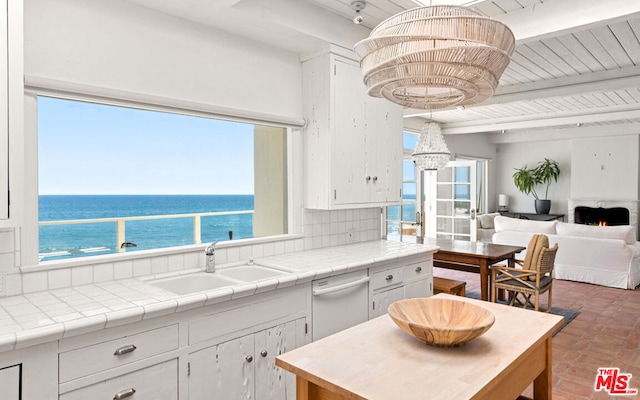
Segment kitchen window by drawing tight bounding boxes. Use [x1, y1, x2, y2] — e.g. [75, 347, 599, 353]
[37, 96, 288, 261]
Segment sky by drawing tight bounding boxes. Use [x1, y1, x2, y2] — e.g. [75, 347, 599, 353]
[38, 97, 255, 195]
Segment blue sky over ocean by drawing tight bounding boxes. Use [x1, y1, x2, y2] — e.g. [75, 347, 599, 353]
[38, 97, 255, 195]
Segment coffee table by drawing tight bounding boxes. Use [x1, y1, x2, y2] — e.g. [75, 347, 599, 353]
[426, 238, 525, 301]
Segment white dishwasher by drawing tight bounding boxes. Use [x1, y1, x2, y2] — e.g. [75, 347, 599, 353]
[312, 269, 370, 341]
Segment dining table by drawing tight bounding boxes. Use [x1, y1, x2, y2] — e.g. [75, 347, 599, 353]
[425, 238, 526, 301]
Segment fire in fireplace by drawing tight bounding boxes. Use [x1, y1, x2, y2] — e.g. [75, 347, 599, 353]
[574, 206, 630, 226]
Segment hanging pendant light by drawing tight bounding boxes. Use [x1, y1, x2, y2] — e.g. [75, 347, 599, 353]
[412, 122, 450, 170]
[354, 5, 515, 110]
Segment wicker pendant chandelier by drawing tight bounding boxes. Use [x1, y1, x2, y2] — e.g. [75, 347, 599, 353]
[354, 5, 515, 110]
[412, 122, 450, 170]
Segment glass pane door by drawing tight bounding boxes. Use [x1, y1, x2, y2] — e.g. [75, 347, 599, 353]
[385, 159, 422, 239]
[426, 160, 477, 241]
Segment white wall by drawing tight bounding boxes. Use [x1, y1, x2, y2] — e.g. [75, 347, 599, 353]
[24, 0, 303, 120]
[495, 140, 572, 215]
[571, 135, 640, 200]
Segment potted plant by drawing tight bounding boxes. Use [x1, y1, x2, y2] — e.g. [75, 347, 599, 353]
[512, 158, 560, 214]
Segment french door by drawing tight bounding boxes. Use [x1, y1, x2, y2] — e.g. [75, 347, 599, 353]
[425, 160, 477, 241]
[384, 157, 481, 242]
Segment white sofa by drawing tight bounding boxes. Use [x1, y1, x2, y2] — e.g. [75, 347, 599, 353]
[492, 216, 640, 289]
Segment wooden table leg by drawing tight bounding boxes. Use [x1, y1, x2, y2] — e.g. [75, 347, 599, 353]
[297, 376, 310, 400]
[479, 260, 489, 301]
[533, 336, 553, 400]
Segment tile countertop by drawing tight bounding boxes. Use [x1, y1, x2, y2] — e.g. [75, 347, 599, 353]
[0, 240, 437, 353]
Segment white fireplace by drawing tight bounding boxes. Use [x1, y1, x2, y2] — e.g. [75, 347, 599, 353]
[568, 199, 639, 240]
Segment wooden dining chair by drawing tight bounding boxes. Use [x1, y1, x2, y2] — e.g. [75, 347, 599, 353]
[491, 234, 559, 312]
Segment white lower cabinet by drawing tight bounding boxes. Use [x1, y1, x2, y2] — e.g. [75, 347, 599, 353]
[369, 255, 434, 319]
[403, 257, 433, 299]
[371, 286, 404, 319]
[59, 324, 179, 383]
[60, 359, 178, 400]
[188, 319, 305, 400]
[0, 364, 20, 400]
[58, 322, 180, 400]
[0, 341, 58, 400]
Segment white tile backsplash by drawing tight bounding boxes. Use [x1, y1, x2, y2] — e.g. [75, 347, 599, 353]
[132, 259, 152, 277]
[71, 266, 93, 286]
[22, 271, 48, 294]
[239, 245, 252, 261]
[114, 261, 134, 279]
[167, 254, 186, 272]
[48, 269, 71, 290]
[94, 264, 115, 283]
[226, 246, 240, 263]
[251, 244, 265, 258]
[302, 208, 382, 250]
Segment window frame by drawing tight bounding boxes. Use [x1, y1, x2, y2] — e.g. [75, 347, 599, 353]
[25, 89, 302, 266]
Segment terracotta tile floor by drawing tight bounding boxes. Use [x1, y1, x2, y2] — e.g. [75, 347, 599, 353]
[433, 267, 640, 400]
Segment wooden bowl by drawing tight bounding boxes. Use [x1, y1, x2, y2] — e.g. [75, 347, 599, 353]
[388, 297, 495, 347]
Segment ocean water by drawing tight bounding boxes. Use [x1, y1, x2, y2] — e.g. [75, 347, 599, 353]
[39, 195, 254, 261]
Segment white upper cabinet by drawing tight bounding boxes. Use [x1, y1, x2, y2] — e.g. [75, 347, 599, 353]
[0, 0, 9, 220]
[303, 49, 403, 210]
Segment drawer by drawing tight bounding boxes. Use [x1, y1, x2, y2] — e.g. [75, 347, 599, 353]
[59, 324, 179, 383]
[372, 267, 403, 290]
[403, 261, 430, 280]
[60, 359, 177, 400]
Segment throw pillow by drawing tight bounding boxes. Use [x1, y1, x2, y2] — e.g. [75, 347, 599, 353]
[483, 213, 500, 229]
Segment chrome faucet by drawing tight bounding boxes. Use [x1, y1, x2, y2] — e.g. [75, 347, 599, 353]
[205, 241, 218, 273]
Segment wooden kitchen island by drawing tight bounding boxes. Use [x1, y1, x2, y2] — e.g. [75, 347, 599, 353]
[276, 294, 563, 400]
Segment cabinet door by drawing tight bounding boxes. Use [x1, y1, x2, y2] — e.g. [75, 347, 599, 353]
[379, 102, 403, 204]
[0, 0, 8, 219]
[0, 364, 20, 400]
[404, 279, 432, 299]
[371, 287, 404, 319]
[188, 335, 255, 400]
[332, 59, 368, 205]
[254, 320, 302, 400]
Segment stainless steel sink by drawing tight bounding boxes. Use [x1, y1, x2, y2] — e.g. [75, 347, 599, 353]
[150, 273, 239, 295]
[216, 264, 287, 281]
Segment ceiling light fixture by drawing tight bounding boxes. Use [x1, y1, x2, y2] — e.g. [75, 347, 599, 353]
[412, 122, 451, 170]
[354, 5, 515, 110]
[351, 1, 366, 25]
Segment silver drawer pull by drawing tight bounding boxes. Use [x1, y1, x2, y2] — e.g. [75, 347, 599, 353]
[114, 344, 137, 356]
[245, 355, 254, 363]
[113, 388, 136, 399]
[415, 266, 422, 272]
[260, 350, 268, 357]
[385, 275, 394, 281]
